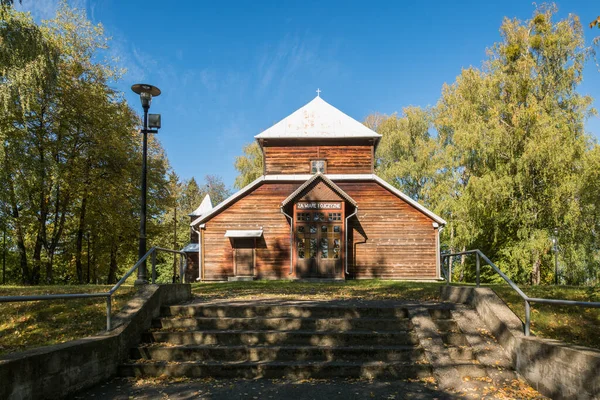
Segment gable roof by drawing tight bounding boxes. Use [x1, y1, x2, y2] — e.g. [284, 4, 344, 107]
[190, 174, 446, 227]
[255, 96, 382, 140]
[281, 173, 357, 208]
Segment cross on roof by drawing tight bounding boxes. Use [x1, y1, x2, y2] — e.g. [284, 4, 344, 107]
[316, 88, 321, 97]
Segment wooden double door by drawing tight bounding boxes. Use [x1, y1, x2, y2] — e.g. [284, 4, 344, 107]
[295, 206, 343, 278]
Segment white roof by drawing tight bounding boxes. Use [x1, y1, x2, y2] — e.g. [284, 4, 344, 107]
[189, 194, 213, 217]
[190, 174, 446, 226]
[224, 229, 263, 238]
[255, 96, 382, 140]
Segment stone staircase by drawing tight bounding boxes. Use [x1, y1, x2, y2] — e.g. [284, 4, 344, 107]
[118, 299, 533, 395]
[119, 300, 432, 380]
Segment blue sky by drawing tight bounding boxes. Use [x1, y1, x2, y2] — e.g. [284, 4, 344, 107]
[16, 0, 600, 189]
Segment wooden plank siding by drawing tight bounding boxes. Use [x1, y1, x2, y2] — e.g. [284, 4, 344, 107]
[264, 145, 373, 175]
[337, 181, 438, 280]
[194, 179, 438, 281]
[202, 182, 301, 280]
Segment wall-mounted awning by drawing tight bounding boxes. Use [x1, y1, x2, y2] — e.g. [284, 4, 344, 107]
[224, 229, 263, 238]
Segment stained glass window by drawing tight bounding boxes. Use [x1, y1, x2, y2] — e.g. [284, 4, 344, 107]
[309, 238, 317, 258]
[298, 239, 305, 259]
[333, 239, 340, 259]
[321, 238, 329, 258]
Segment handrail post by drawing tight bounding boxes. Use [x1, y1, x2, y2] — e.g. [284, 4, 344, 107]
[476, 252, 480, 288]
[448, 256, 452, 284]
[151, 249, 157, 284]
[525, 299, 531, 336]
[106, 295, 112, 331]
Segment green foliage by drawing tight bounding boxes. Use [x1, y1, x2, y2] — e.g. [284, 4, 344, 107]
[370, 5, 600, 285]
[234, 141, 263, 189]
[0, 4, 174, 285]
[152, 175, 230, 283]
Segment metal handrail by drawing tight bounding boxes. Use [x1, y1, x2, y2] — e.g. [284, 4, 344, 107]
[0, 246, 187, 331]
[441, 249, 600, 336]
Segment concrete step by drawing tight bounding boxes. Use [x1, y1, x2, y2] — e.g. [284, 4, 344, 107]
[446, 345, 475, 361]
[141, 330, 419, 347]
[432, 319, 460, 332]
[152, 316, 413, 332]
[118, 360, 433, 380]
[440, 332, 470, 347]
[428, 308, 452, 320]
[131, 344, 425, 363]
[161, 305, 410, 319]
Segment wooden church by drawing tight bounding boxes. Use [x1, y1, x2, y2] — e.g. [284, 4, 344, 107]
[184, 95, 446, 281]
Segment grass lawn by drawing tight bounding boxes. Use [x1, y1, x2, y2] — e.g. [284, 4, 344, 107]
[0, 285, 136, 356]
[488, 284, 600, 349]
[191, 279, 444, 302]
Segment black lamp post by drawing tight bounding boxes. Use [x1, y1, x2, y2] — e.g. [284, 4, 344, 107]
[131, 83, 161, 285]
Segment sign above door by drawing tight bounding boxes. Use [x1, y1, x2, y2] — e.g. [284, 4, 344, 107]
[297, 202, 342, 210]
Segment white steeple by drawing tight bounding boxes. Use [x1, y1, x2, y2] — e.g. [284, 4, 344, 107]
[189, 194, 213, 217]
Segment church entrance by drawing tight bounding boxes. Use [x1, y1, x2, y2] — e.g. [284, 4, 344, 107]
[294, 202, 344, 278]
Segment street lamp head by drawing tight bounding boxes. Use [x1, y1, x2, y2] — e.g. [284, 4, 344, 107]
[131, 83, 161, 109]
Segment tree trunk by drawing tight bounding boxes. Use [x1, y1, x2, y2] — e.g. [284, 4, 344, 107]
[532, 256, 541, 285]
[6, 157, 30, 284]
[75, 196, 87, 283]
[44, 184, 69, 284]
[459, 247, 466, 282]
[10, 193, 29, 284]
[108, 243, 118, 284]
[86, 232, 91, 284]
[32, 232, 43, 285]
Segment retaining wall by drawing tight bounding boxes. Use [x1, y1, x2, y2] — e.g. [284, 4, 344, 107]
[0, 284, 192, 400]
[441, 286, 600, 400]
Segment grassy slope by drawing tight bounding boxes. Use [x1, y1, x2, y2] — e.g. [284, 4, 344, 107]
[0, 285, 135, 356]
[0, 281, 597, 356]
[489, 284, 600, 349]
[192, 280, 443, 302]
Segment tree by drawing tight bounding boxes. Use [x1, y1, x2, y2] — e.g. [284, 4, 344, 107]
[234, 142, 263, 189]
[0, 0, 21, 8]
[374, 107, 439, 205]
[435, 5, 596, 284]
[0, 3, 172, 284]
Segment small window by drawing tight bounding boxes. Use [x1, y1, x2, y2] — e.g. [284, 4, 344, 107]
[328, 212, 341, 221]
[333, 226, 341, 233]
[311, 160, 326, 174]
[296, 212, 310, 221]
